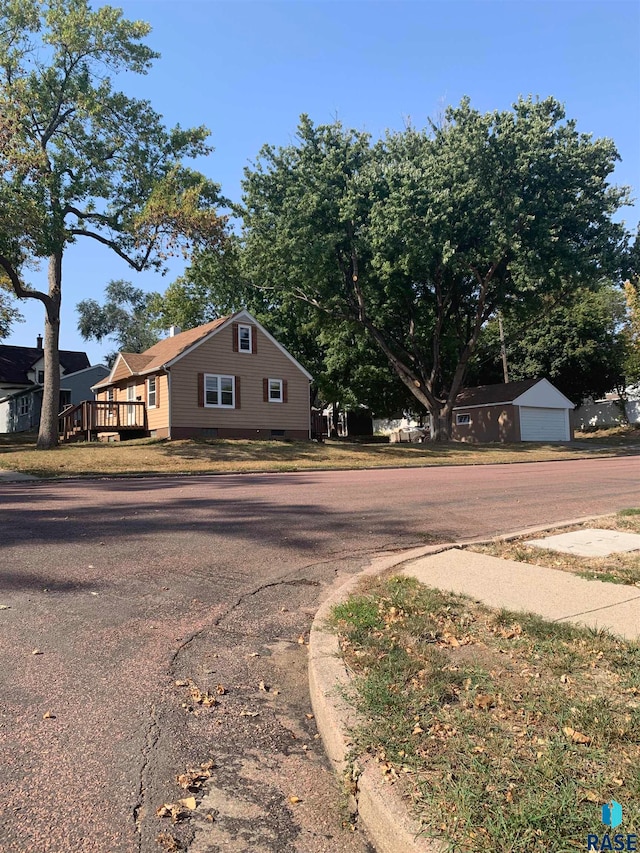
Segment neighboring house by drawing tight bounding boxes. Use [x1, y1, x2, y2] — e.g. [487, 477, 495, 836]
[574, 386, 640, 430]
[0, 338, 102, 433]
[0, 336, 90, 397]
[452, 379, 574, 442]
[374, 378, 575, 443]
[91, 311, 313, 440]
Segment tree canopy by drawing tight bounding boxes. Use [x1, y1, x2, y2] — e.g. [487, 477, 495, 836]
[469, 285, 629, 404]
[77, 279, 160, 366]
[0, 0, 225, 447]
[241, 99, 629, 438]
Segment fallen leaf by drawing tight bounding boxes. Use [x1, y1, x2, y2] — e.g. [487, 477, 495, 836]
[249, 652, 260, 657]
[288, 795, 301, 804]
[412, 724, 424, 735]
[0, 605, 10, 610]
[583, 790, 601, 803]
[239, 709, 260, 717]
[563, 726, 592, 745]
[206, 814, 214, 822]
[175, 680, 189, 687]
[216, 684, 226, 695]
[297, 635, 305, 645]
[258, 680, 268, 692]
[474, 694, 495, 710]
[155, 832, 184, 851]
[42, 711, 56, 720]
[32, 649, 42, 655]
[156, 802, 189, 823]
[178, 797, 196, 810]
[305, 713, 314, 720]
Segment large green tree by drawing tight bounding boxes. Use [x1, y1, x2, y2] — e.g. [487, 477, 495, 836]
[76, 279, 160, 366]
[468, 285, 629, 404]
[153, 239, 414, 414]
[0, 0, 225, 447]
[241, 100, 629, 439]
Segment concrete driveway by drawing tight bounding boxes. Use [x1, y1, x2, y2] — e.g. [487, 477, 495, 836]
[0, 457, 638, 852]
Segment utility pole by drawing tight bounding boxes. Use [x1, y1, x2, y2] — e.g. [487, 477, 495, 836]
[498, 312, 509, 383]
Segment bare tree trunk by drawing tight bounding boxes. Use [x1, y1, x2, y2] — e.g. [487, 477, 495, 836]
[431, 404, 453, 441]
[37, 253, 62, 450]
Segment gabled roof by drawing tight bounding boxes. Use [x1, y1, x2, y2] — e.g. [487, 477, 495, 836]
[0, 344, 90, 384]
[137, 317, 228, 372]
[454, 378, 574, 410]
[454, 379, 540, 408]
[93, 311, 313, 388]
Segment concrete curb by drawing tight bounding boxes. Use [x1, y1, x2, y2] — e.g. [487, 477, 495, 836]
[309, 544, 451, 853]
[308, 513, 624, 852]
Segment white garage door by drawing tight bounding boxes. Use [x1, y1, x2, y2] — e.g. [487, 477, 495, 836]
[519, 407, 569, 442]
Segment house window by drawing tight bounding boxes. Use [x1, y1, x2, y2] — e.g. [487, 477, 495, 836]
[456, 413, 471, 425]
[106, 388, 115, 402]
[147, 376, 157, 408]
[18, 396, 29, 416]
[37, 370, 45, 384]
[204, 374, 234, 408]
[268, 379, 283, 402]
[238, 324, 252, 353]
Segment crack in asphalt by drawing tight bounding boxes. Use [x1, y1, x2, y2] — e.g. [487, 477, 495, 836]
[133, 704, 160, 851]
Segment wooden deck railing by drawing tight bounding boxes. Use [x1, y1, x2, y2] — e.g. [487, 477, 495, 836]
[59, 400, 147, 442]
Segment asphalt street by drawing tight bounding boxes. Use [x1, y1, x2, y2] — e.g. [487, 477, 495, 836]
[0, 457, 638, 853]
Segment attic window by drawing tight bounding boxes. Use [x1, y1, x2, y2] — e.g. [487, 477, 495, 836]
[456, 413, 471, 425]
[238, 324, 252, 353]
[37, 370, 44, 384]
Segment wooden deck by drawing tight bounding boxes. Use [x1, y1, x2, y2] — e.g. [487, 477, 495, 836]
[59, 400, 147, 442]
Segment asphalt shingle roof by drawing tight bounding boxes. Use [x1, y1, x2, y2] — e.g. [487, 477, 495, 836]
[0, 345, 90, 385]
[454, 379, 540, 408]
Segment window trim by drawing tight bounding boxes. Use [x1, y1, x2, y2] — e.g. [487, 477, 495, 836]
[204, 373, 235, 408]
[238, 323, 252, 353]
[147, 376, 157, 409]
[456, 412, 471, 426]
[268, 378, 283, 403]
[18, 395, 29, 416]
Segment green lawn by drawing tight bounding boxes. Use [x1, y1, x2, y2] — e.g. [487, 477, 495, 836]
[331, 575, 640, 852]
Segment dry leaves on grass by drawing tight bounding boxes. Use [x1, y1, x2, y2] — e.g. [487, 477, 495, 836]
[563, 726, 592, 745]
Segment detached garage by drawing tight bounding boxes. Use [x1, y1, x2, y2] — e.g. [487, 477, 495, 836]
[452, 379, 574, 443]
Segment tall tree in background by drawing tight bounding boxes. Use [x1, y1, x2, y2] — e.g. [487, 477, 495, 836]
[241, 100, 628, 439]
[77, 279, 159, 366]
[153, 239, 414, 413]
[468, 285, 629, 404]
[0, 0, 225, 448]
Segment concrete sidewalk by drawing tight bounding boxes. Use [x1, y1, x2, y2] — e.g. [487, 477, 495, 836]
[402, 548, 640, 641]
[309, 528, 640, 853]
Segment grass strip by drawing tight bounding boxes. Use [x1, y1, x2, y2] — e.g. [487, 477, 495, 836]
[330, 576, 640, 852]
[470, 510, 640, 586]
[0, 431, 639, 478]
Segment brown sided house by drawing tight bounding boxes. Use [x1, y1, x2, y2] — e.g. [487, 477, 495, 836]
[452, 378, 575, 443]
[91, 311, 313, 440]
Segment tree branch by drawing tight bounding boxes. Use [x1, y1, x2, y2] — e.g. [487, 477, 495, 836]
[0, 254, 56, 320]
[68, 228, 155, 271]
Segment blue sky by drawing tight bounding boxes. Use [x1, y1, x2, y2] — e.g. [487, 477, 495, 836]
[6, 0, 640, 364]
